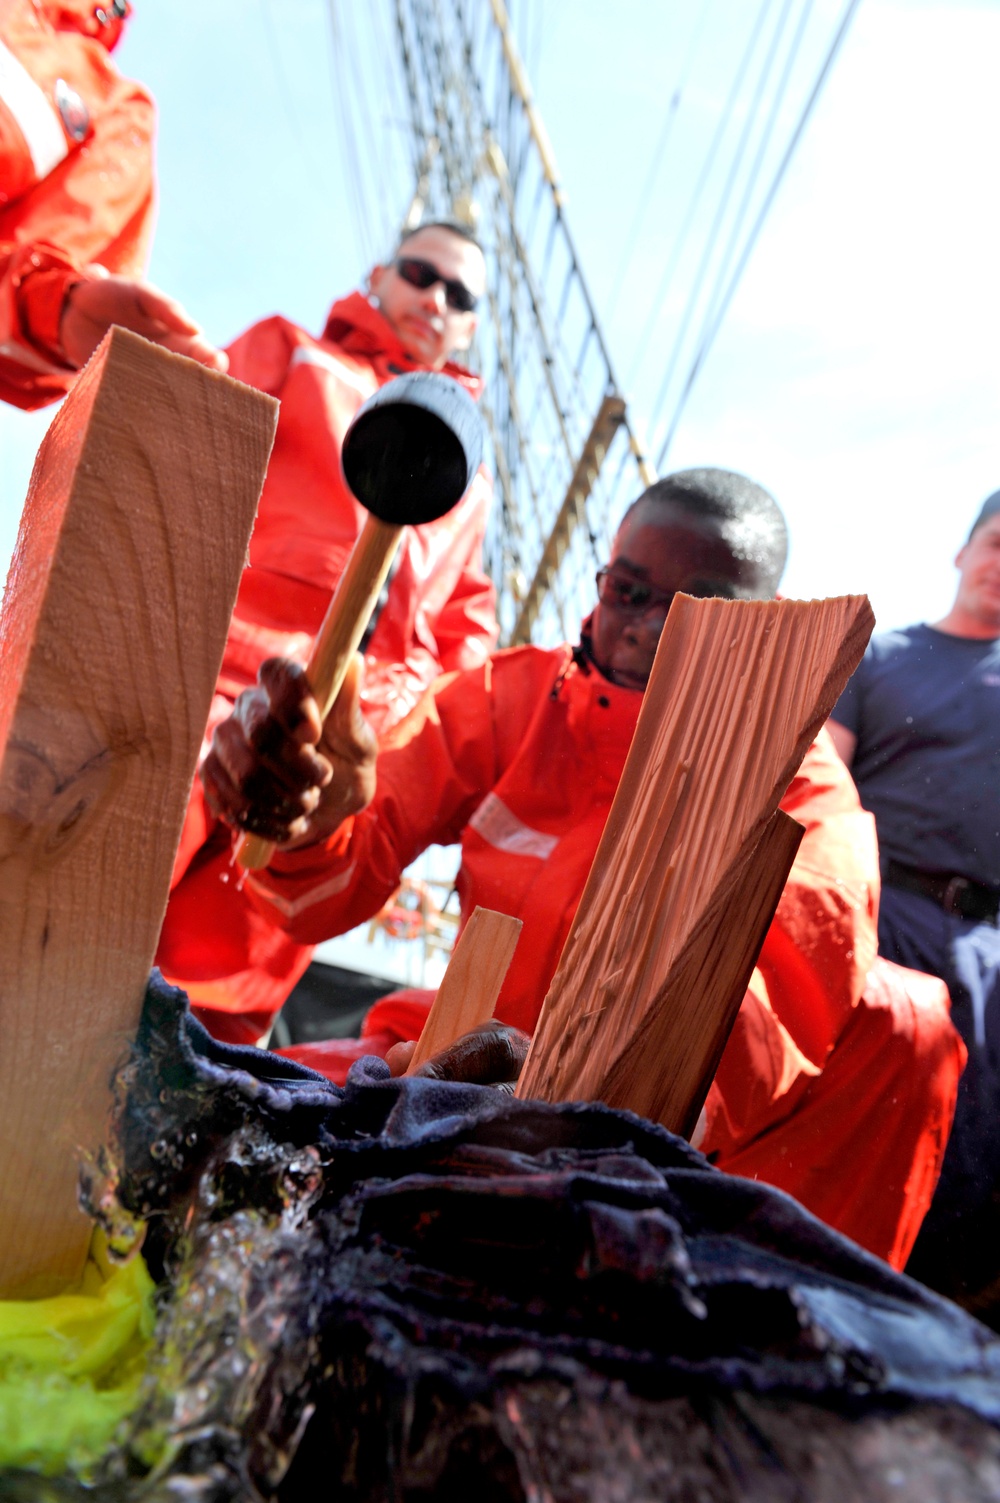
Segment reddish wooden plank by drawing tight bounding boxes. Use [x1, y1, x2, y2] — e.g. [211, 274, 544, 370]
[517, 593, 874, 1131]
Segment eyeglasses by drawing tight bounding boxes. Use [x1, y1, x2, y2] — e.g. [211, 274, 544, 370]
[595, 568, 674, 616]
[596, 567, 742, 613]
[393, 257, 479, 314]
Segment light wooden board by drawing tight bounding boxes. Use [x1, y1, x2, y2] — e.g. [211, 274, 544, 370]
[517, 593, 874, 1131]
[407, 906, 523, 1073]
[0, 328, 277, 1296]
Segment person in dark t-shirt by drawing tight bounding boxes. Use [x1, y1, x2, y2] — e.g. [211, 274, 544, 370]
[830, 489, 1000, 1317]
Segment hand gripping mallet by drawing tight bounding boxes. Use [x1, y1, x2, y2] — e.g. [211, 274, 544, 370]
[236, 371, 484, 870]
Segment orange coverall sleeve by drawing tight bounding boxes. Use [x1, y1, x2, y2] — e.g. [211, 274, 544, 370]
[425, 467, 499, 674]
[248, 662, 506, 942]
[0, 59, 155, 409]
[221, 317, 298, 398]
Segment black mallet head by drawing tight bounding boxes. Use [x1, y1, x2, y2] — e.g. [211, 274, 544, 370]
[341, 371, 484, 527]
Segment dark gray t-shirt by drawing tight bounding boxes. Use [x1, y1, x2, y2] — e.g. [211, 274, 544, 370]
[832, 624, 1000, 886]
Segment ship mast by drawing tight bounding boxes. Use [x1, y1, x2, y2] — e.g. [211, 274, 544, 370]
[393, 0, 654, 646]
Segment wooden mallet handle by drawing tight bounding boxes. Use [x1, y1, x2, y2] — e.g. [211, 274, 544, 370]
[233, 369, 484, 872]
[236, 514, 403, 871]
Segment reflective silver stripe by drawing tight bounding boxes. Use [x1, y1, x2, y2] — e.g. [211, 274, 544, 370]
[0, 39, 68, 181]
[467, 792, 558, 860]
[289, 343, 376, 397]
[246, 862, 357, 920]
[0, 336, 64, 373]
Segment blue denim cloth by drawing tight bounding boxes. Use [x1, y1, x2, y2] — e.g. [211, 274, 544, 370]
[879, 885, 1000, 1307]
[116, 971, 1000, 1428]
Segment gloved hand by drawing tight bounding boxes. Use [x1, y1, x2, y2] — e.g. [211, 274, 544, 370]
[386, 1021, 531, 1092]
[201, 654, 376, 848]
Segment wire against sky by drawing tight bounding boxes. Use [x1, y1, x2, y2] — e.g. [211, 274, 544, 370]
[624, 0, 777, 388]
[603, 0, 715, 327]
[654, 0, 863, 471]
[643, 0, 802, 445]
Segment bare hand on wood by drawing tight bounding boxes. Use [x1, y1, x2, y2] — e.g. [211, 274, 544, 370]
[201, 655, 376, 848]
[387, 1021, 531, 1091]
[60, 269, 228, 372]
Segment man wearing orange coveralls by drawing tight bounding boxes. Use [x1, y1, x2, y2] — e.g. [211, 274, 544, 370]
[0, 0, 223, 409]
[199, 470, 964, 1270]
[154, 221, 499, 1043]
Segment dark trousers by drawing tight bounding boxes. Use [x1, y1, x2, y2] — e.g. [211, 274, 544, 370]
[879, 885, 1000, 1318]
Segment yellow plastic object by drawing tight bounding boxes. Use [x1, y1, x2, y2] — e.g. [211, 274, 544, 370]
[0, 1229, 154, 1475]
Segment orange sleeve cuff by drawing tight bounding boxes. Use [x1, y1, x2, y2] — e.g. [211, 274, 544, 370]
[6, 244, 88, 366]
[265, 816, 357, 877]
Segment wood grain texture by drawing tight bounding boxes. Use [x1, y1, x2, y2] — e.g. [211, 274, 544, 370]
[237, 514, 404, 870]
[407, 906, 523, 1073]
[517, 593, 874, 1129]
[0, 328, 276, 1296]
[597, 808, 803, 1136]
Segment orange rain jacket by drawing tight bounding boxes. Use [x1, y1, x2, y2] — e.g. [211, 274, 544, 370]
[252, 638, 965, 1268]
[154, 292, 499, 1035]
[0, 0, 154, 409]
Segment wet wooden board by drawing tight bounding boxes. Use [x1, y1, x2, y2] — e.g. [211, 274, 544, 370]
[0, 328, 276, 1296]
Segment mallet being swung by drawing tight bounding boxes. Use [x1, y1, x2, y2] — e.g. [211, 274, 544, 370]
[237, 371, 483, 870]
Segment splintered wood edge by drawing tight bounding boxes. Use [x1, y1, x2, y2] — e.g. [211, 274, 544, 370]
[517, 593, 873, 1107]
[598, 809, 805, 1134]
[407, 907, 523, 1072]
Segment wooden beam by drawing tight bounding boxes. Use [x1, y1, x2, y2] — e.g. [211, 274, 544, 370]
[510, 395, 625, 647]
[516, 593, 874, 1129]
[0, 329, 276, 1296]
[407, 907, 522, 1073]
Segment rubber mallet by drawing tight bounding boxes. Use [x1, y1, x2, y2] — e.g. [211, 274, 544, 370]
[236, 370, 484, 870]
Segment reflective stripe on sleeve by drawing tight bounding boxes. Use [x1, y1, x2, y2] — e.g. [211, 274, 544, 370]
[289, 343, 377, 398]
[0, 39, 68, 181]
[245, 862, 357, 920]
[0, 336, 65, 373]
[467, 793, 558, 860]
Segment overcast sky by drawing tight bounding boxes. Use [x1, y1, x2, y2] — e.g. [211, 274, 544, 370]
[1, 0, 997, 635]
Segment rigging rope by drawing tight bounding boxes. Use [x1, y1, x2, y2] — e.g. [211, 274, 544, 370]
[625, 0, 777, 387]
[674, 0, 816, 410]
[603, 0, 715, 326]
[654, 0, 863, 470]
[325, 0, 378, 267]
[643, 0, 799, 446]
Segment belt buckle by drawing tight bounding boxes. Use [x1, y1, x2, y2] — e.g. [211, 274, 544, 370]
[942, 875, 970, 916]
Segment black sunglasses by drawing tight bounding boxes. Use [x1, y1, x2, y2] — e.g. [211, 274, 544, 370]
[393, 257, 479, 314]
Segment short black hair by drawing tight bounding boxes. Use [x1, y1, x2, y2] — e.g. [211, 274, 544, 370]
[395, 219, 485, 259]
[624, 468, 788, 595]
[967, 489, 1000, 543]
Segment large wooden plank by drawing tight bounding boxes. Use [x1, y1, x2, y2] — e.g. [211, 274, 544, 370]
[407, 907, 522, 1073]
[597, 808, 804, 1136]
[0, 328, 277, 1296]
[517, 593, 874, 1126]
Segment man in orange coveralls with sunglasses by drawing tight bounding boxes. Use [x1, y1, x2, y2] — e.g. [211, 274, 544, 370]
[154, 221, 501, 1043]
[199, 469, 965, 1271]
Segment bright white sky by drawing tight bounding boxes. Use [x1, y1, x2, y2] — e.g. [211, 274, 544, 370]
[1, 0, 997, 636]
